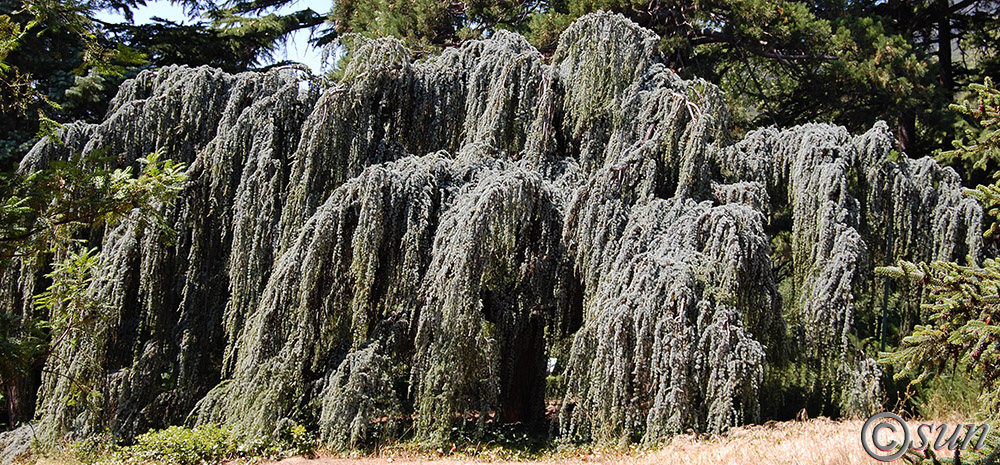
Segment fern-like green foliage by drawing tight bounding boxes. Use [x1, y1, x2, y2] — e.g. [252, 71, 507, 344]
[33, 247, 109, 341]
[0, 149, 187, 261]
[0, 149, 186, 427]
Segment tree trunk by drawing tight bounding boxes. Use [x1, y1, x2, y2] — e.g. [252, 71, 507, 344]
[937, 0, 953, 91]
[897, 108, 917, 153]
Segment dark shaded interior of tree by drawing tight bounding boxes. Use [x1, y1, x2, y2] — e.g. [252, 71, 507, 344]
[0, 12, 985, 448]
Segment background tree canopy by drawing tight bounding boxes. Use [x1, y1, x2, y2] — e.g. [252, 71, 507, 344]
[0, 0, 331, 168]
[3, 0, 999, 172]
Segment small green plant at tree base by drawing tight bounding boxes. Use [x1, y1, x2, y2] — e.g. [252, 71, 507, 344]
[102, 423, 317, 465]
[69, 433, 120, 464]
[283, 423, 317, 458]
[117, 425, 236, 465]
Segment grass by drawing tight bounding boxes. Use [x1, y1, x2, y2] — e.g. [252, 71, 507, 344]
[646, 417, 876, 465]
[22, 417, 995, 465]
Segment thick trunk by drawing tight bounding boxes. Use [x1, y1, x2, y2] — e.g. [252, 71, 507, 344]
[937, 0, 954, 90]
[897, 108, 917, 153]
[3, 386, 12, 427]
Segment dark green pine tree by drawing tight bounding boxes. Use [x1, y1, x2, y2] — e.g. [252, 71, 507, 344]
[134, 0, 336, 71]
[0, 0, 145, 168]
[0, 0, 334, 168]
[879, 78, 1000, 465]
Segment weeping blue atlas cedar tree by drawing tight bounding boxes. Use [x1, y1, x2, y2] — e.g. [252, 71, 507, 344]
[0, 12, 985, 450]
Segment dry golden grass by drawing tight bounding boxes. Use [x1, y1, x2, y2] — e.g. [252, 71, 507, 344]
[267, 418, 889, 465]
[645, 417, 881, 465]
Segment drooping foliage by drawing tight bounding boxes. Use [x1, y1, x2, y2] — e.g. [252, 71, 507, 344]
[332, 0, 1000, 161]
[0, 13, 986, 455]
[2, 64, 312, 444]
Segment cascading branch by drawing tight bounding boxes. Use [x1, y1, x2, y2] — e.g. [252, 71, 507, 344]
[0, 11, 985, 452]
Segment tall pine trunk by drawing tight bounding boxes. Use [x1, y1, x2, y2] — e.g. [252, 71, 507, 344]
[937, 0, 954, 91]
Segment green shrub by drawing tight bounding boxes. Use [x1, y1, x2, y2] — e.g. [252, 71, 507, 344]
[71, 434, 119, 464]
[111, 422, 317, 464]
[284, 423, 316, 458]
[119, 425, 236, 465]
[545, 375, 565, 400]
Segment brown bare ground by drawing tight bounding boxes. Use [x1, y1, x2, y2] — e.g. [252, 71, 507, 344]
[268, 418, 889, 465]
